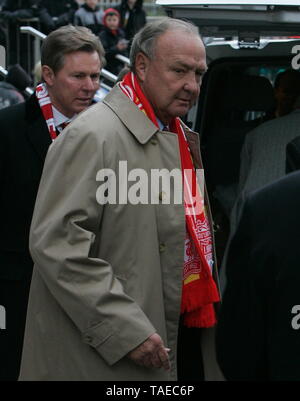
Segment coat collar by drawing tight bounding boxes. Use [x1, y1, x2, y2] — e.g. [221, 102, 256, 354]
[103, 85, 159, 144]
[25, 94, 52, 161]
[182, 124, 202, 169]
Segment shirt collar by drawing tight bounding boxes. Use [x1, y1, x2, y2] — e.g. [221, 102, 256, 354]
[156, 118, 169, 131]
[52, 106, 76, 129]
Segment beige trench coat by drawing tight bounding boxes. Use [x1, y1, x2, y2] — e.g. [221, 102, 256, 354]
[19, 86, 223, 381]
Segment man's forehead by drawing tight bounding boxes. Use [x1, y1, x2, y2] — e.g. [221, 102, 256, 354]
[62, 51, 100, 66]
[157, 29, 202, 44]
[155, 30, 204, 55]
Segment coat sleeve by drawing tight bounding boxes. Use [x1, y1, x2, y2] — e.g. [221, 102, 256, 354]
[29, 114, 156, 366]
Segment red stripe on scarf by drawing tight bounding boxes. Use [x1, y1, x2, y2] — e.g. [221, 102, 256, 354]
[35, 83, 57, 141]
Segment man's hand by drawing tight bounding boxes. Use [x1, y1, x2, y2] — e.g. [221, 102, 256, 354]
[127, 333, 171, 371]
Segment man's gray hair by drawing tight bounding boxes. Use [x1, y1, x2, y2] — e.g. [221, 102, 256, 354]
[129, 17, 200, 72]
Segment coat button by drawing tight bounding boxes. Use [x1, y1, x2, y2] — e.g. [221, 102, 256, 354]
[159, 243, 166, 252]
[150, 138, 158, 145]
[85, 335, 93, 344]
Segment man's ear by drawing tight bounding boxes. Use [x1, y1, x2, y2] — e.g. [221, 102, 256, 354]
[134, 52, 149, 82]
[42, 65, 55, 87]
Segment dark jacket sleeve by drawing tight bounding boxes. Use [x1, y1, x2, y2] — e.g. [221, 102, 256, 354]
[37, 6, 55, 32]
[216, 198, 269, 381]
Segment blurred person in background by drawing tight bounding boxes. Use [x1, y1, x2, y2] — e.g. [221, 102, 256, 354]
[116, 0, 146, 43]
[99, 8, 128, 76]
[273, 69, 300, 118]
[0, 0, 39, 69]
[74, 0, 103, 35]
[38, 0, 78, 34]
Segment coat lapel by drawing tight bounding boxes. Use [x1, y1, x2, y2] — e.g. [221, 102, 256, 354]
[25, 95, 52, 161]
[103, 85, 159, 144]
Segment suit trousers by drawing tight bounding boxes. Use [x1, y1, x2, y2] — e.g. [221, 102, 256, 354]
[177, 316, 204, 381]
[0, 274, 32, 381]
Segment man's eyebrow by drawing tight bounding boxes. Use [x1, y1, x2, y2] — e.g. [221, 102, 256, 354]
[72, 71, 100, 75]
[173, 60, 207, 73]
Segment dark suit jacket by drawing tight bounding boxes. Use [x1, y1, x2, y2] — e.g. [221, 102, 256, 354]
[216, 171, 300, 381]
[0, 94, 51, 380]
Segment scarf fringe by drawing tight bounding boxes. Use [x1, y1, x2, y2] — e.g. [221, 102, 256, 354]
[181, 277, 220, 312]
[181, 278, 219, 328]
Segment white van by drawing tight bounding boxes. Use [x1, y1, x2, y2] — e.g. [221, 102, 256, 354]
[157, 1, 300, 263]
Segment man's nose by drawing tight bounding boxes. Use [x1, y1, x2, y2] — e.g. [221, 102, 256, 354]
[184, 72, 201, 93]
[83, 77, 97, 91]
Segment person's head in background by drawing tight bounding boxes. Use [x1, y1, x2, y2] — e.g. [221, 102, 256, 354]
[85, 0, 99, 10]
[274, 69, 300, 117]
[127, 0, 138, 9]
[103, 8, 121, 31]
[41, 25, 105, 118]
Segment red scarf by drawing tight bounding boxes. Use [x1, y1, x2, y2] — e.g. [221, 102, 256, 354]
[119, 72, 220, 327]
[35, 83, 57, 141]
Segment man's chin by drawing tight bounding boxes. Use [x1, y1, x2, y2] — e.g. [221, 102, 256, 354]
[173, 105, 191, 118]
[75, 100, 93, 113]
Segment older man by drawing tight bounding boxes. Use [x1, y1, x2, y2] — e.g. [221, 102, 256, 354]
[20, 18, 222, 381]
[0, 25, 103, 381]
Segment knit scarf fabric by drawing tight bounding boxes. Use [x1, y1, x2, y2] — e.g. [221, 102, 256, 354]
[35, 83, 58, 141]
[119, 72, 220, 327]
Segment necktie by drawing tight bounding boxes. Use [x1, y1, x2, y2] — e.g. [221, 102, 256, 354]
[60, 122, 69, 130]
[56, 121, 70, 135]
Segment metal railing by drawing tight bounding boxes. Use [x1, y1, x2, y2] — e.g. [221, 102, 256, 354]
[20, 26, 46, 74]
[115, 54, 130, 66]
